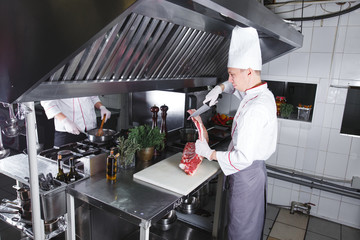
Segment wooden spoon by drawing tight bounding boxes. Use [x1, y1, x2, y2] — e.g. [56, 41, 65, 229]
[96, 114, 106, 136]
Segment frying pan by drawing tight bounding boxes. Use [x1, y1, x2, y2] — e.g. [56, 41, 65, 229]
[85, 128, 119, 143]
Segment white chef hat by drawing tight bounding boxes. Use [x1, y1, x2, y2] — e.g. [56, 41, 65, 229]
[227, 26, 262, 71]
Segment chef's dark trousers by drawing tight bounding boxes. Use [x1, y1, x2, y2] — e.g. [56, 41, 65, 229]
[54, 131, 87, 147]
[227, 160, 267, 240]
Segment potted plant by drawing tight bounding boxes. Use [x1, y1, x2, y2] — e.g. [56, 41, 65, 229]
[280, 103, 294, 118]
[128, 125, 165, 161]
[116, 136, 141, 169]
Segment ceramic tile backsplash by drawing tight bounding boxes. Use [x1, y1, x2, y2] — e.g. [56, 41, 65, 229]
[295, 147, 305, 170]
[268, 55, 289, 76]
[278, 123, 300, 146]
[272, 185, 292, 206]
[346, 155, 360, 180]
[323, 104, 334, 128]
[302, 148, 319, 173]
[350, 138, 360, 157]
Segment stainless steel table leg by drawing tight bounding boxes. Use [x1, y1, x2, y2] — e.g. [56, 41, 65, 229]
[66, 193, 76, 240]
[139, 219, 151, 240]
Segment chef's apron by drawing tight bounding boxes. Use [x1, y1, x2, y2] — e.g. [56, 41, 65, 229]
[227, 160, 267, 240]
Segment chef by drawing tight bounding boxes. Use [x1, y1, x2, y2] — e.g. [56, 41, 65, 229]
[41, 97, 111, 147]
[195, 26, 278, 240]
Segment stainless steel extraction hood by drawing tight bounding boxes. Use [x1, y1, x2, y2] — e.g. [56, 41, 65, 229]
[0, 0, 303, 104]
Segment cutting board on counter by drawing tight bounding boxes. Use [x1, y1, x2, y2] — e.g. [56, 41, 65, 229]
[133, 152, 220, 196]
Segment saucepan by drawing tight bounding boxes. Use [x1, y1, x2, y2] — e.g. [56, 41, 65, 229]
[85, 128, 119, 143]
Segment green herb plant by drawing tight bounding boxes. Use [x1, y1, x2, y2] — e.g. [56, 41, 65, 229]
[280, 103, 294, 118]
[116, 136, 141, 167]
[127, 125, 165, 151]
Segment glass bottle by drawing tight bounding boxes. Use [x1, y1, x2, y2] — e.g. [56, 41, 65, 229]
[66, 157, 82, 183]
[106, 148, 117, 182]
[55, 153, 66, 182]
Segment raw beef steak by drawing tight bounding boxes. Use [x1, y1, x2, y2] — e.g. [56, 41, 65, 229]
[179, 110, 204, 176]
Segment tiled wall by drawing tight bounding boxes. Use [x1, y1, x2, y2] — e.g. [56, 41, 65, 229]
[218, 2, 360, 229]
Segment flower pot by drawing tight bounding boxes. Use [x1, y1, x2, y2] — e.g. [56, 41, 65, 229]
[137, 147, 155, 161]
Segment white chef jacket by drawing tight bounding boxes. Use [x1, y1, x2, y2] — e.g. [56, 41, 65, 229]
[40, 97, 100, 133]
[216, 81, 277, 176]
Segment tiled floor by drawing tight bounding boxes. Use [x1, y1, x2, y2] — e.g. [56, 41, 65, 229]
[0, 173, 359, 240]
[264, 204, 360, 240]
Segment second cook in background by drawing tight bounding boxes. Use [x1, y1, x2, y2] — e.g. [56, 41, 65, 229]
[41, 97, 111, 147]
[195, 26, 278, 240]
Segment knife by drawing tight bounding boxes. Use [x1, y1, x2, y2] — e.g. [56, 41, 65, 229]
[187, 102, 211, 119]
[187, 94, 222, 119]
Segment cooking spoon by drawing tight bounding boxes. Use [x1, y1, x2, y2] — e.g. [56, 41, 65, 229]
[96, 114, 106, 137]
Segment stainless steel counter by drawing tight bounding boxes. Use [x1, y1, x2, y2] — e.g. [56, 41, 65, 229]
[66, 149, 222, 240]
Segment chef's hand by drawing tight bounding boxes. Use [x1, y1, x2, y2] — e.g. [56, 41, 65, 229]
[195, 139, 214, 161]
[203, 85, 222, 106]
[100, 106, 111, 122]
[62, 118, 81, 135]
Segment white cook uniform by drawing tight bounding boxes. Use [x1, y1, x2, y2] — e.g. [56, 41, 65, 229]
[216, 81, 278, 176]
[40, 97, 100, 133]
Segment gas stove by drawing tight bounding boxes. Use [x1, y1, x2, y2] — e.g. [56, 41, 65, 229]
[38, 139, 117, 174]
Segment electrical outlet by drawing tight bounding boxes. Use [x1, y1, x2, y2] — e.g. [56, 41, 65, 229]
[351, 176, 360, 189]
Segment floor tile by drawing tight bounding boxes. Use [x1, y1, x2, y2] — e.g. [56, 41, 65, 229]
[264, 219, 274, 236]
[341, 225, 360, 240]
[266, 204, 280, 221]
[307, 217, 340, 239]
[305, 231, 337, 240]
[268, 237, 281, 240]
[269, 222, 306, 240]
[276, 208, 309, 230]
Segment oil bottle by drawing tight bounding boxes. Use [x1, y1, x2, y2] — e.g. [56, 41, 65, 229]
[106, 148, 117, 182]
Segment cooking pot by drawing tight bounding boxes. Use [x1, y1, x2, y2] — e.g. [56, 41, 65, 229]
[1, 202, 32, 221]
[179, 128, 198, 143]
[86, 128, 119, 143]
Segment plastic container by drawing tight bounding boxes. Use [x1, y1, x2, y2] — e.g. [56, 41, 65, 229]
[297, 107, 311, 121]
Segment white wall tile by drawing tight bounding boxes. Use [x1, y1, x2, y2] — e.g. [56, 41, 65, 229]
[323, 104, 334, 128]
[314, 3, 341, 27]
[308, 53, 333, 78]
[310, 194, 320, 215]
[316, 151, 326, 175]
[330, 54, 343, 79]
[319, 127, 330, 151]
[324, 152, 348, 179]
[311, 26, 337, 53]
[274, 179, 293, 189]
[271, 185, 292, 206]
[331, 104, 344, 130]
[317, 196, 340, 220]
[348, 8, 360, 26]
[316, 79, 329, 103]
[334, 26, 346, 53]
[298, 127, 309, 148]
[277, 144, 297, 168]
[295, 147, 305, 170]
[267, 149, 278, 165]
[340, 54, 360, 80]
[350, 137, 360, 158]
[305, 126, 322, 150]
[312, 102, 325, 127]
[288, 53, 310, 77]
[268, 55, 289, 76]
[328, 128, 351, 154]
[279, 122, 300, 146]
[303, 148, 319, 173]
[346, 154, 360, 180]
[291, 189, 300, 202]
[327, 87, 338, 104]
[335, 88, 347, 105]
[338, 202, 360, 228]
[298, 190, 311, 203]
[344, 26, 360, 53]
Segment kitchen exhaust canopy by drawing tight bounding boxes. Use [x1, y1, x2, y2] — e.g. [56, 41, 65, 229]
[0, 0, 303, 104]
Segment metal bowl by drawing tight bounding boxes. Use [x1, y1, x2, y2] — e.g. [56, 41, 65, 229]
[153, 210, 177, 231]
[178, 196, 199, 214]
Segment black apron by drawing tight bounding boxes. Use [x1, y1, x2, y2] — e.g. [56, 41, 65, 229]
[226, 160, 267, 240]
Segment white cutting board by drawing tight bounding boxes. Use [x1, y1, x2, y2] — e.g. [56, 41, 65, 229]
[133, 152, 220, 196]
